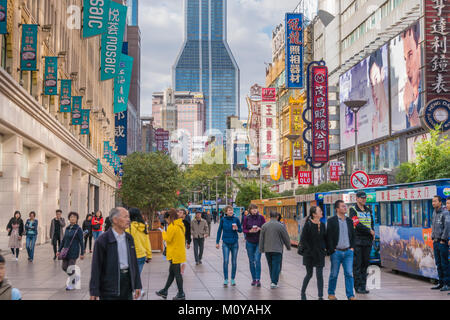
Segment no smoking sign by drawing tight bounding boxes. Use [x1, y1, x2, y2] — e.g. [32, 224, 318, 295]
[350, 171, 369, 189]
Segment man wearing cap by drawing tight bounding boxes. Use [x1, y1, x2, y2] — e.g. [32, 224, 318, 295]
[349, 191, 375, 294]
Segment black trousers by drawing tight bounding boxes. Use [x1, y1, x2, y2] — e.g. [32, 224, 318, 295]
[301, 266, 324, 298]
[52, 236, 61, 255]
[353, 245, 372, 289]
[100, 272, 133, 300]
[163, 261, 184, 295]
[10, 248, 19, 258]
[193, 238, 205, 262]
[84, 234, 92, 251]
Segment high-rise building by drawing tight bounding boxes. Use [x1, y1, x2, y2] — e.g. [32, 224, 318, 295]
[141, 116, 156, 153]
[173, 0, 240, 143]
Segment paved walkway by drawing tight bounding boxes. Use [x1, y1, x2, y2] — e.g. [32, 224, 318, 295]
[2, 223, 449, 300]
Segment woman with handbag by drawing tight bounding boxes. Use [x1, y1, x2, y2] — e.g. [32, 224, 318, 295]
[6, 211, 24, 261]
[82, 213, 93, 253]
[299, 206, 326, 300]
[92, 211, 104, 241]
[57, 212, 85, 291]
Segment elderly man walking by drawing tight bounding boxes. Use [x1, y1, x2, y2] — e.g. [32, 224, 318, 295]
[89, 207, 142, 300]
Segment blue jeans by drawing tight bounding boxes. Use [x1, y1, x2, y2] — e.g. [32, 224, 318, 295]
[93, 231, 102, 240]
[328, 250, 355, 298]
[433, 242, 450, 286]
[265, 252, 282, 285]
[246, 241, 262, 280]
[137, 257, 146, 275]
[222, 242, 239, 280]
[26, 235, 37, 260]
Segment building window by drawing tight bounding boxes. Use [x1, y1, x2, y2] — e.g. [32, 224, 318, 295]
[22, 147, 30, 178]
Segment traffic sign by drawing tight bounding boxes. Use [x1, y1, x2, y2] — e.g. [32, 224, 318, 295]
[350, 171, 369, 189]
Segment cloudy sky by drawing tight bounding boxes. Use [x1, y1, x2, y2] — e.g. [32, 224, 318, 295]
[139, 0, 302, 120]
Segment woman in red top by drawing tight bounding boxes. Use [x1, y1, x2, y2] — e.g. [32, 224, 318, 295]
[92, 211, 104, 241]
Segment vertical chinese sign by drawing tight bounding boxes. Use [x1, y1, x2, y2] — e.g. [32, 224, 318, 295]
[285, 13, 304, 89]
[115, 111, 128, 156]
[20, 24, 38, 71]
[425, 0, 450, 102]
[329, 161, 341, 182]
[311, 66, 329, 163]
[0, 0, 7, 34]
[60, 80, 72, 112]
[80, 109, 90, 135]
[289, 97, 303, 160]
[44, 57, 58, 95]
[246, 84, 262, 167]
[71, 96, 83, 125]
[114, 54, 134, 113]
[261, 88, 277, 164]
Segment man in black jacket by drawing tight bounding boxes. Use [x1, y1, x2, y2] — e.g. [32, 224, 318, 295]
[89, 207, 142, 300]
[178, 209, 192, 249]
[349, 191, 375, 294]
[326, 200, 356, 300]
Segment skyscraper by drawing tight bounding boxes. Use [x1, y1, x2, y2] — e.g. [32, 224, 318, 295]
[173, 0, 240, 143]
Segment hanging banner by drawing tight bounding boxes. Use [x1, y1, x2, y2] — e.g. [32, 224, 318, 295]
[59, 79, 72, 112]
[114, 54, 134, 113]
[285, 13, 304, 89]
[44, 57, 58, 95]
[311, 66, 329, 163]
[103, 141, 110, 160]
[100, 1, 127, 81]
[97, 159, 103, 174]
[83, 0, 111, 38]
[71, 96, 83, 125]
[80, 109, 90, 135]
[0, 0, 7, 34]
[20, 24, 38, 71]
[115, 111, 128, 156]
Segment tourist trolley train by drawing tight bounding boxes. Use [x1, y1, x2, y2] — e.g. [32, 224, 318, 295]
[251, 179, 450, 279]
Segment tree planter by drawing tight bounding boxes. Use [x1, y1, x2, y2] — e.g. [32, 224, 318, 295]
[149, 230, 163, 252]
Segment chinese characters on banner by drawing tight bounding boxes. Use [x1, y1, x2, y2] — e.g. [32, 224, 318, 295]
[115, 111, 128, 156]
[155, 128, 170, 154]
[71, 96, 83, 125]
[44, 57, 58, 95]
[289, 97, 303, 160]
[83, 0, 111, 38]
[425, 0, 450, 101]
[329, 161, 342, 182]
[246, 94, 261, 167]
[59, 80, 72, 112]
[20, 24, 38, 71]
[261, 88, 277, 161]
[80, 109, 90, 135]
[376, 185, 437, 202]
[285, 13, 304, 89]
[311, 66, 329, 163]
[298, 171, 312, 185]
[0, 0, 7, 34]
[114, 54, 134, 113]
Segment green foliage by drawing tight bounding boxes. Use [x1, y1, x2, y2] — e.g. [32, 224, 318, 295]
[295, 182, 340, 195]
[119, 152, 180, 223]
[396, 162, 417, 183]
[279, 190, 294, 197]
[234, 181, 277, 208]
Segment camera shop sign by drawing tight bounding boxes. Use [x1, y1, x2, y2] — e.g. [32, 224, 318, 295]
[421, 98, 450, 132]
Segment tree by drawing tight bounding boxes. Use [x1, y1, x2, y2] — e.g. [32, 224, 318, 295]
[295, 182, 340, 195]
[234, 181, 277, 208]
[119, 152, 180, 227]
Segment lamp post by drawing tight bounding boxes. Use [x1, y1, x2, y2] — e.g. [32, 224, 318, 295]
[214, 176, 218, 213]
[344, 100, 367, 172]
[286, 134, 301, 194]
[225, 171, 230, 205]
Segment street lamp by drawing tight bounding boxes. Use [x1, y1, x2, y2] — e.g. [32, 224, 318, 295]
[344, 100, 368, 172]
[224, 170, 230, 205]
[214, 176, 219, 213]
[286, 134, 301, 194]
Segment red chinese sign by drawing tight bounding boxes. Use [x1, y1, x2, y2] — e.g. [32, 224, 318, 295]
[282, 161, 300, 180]
[367, 174, 388, 187]
[329, 164, 340, 181]
[425, 0, 450, 102]
[311, 66, 329, 163]
[298, 171, 312, 185]
[262, 88, 276, 102]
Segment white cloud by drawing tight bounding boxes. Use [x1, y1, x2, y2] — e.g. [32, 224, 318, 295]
[139, 0, 301, 120]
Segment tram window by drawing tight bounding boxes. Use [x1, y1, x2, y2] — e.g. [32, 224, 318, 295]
[380, 203, 387, 225]
[402, 201, 411, 226]
[411, 201, 423, 227]
[373, 205, 381, 224]
[423, 201, 431, 228]
[392, 203, 403, 226]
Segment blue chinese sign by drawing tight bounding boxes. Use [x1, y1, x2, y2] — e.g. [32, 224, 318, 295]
[60, 80, 72, 112]
[83, 0, 110, 38]
[20, 24, 38, 71]
[285, 13, 304, 89]
[0, 0, 7, 34]
[114, 54, 133, 113]
[44, 57, 58, 95]
[115, 111, 127, 156]
[71, 96, 83, 125]
[100, 1, 127, 81]
[80, 109, 90, 135]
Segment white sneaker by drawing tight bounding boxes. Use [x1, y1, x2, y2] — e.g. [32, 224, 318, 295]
[270, 283, 278, 289]
[15, 257, 18, 261]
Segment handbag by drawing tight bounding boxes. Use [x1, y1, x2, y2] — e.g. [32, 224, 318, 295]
[297, 243, 305, 256]
[58, 226, 79, 260]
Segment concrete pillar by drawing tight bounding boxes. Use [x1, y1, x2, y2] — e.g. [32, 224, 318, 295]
[99, 181, 105, 213]
[71, 169, 81, 214]
[79, 172, 89, 217]
[60, 163, 72, 217]
[0, 135, 22, 250]
[46, 157, 61, 241]
[28, 148, 45, 244]
[88, 184, 95, 214]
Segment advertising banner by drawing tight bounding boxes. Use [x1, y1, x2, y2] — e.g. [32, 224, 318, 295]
[59, 79, 72, 112]
[367, 174, 388, 187]
[262, 88, 276, 102]
[97, 159, 103, 174]
[340, 44, 389, 149]
[289, 97, 303, 160]
[71, 96, 82, 125]
[246, 96, 261, 166]
[83, 0, 111, 38]
[115, 111, 128, 156]
[44, 57, 58, 95]
[407, 133, 430, 162]
[285, 13, 304, 88]
[80, 109, 90, 135]
[20, 24, 38, 71]
[298, 171, 312, 185]
[114, 54, 134, 113]
[311, 66, 329, 163]
[233, 143, 249, 166]
[100, 1, 127, 81]
[261, 101, 277, 162]
[389, 22, 423, 132]
[0, 0, 7, 34]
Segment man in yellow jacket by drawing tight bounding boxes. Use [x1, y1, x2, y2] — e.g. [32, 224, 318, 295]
[156, 209, 186, 300]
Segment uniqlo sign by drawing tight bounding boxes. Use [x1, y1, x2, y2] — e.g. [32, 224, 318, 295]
[311, 66, 329, 163]
[298, 171, 312, 185]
